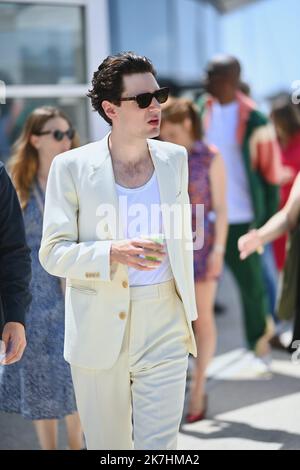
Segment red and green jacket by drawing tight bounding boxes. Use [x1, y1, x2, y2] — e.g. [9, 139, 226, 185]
[197, 91, 282, 227]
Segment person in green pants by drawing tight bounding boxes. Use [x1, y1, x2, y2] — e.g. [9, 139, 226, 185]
[225, 224, 270, 351]
[197, 55, 282, 357]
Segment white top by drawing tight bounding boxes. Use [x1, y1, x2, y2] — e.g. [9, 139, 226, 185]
[206, 101, 254, 224]
[115, 171, 173, 286]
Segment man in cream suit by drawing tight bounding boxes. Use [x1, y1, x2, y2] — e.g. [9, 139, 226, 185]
[39, 52, 197, 450]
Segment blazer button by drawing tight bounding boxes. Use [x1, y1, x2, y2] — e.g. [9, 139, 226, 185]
[122, 281, 128, 288]
[119, 312, 127, 320]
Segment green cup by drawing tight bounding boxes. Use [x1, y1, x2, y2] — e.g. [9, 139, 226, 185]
[141, 233, 165, 262]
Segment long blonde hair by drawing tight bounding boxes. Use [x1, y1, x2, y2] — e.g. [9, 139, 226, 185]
[9, 106, 79, 209]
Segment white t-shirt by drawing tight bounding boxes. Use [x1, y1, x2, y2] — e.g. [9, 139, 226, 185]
[206, 101, 254, 224]
[115, 171, 173, 287]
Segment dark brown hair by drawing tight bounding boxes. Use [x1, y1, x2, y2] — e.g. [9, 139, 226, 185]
[87, 51, 156, 125]
[271, 98, 300, 139]
[161, 98, 203, 141]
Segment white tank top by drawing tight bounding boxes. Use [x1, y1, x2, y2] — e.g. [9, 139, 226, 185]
[206, 101, 254, 224]
[115, 171, 173, 286]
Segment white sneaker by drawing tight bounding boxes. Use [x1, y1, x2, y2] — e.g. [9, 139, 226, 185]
[246, 354, 272, 378]
[231, 352, 272, 379]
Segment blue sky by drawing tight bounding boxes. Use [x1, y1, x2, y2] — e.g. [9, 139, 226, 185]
[221, 0, 300, 102]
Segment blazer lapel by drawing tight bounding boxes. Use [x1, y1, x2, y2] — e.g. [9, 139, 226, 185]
[147, 140, 177, 202]
[87, 133, 125, 240]
[148, 141, 182, 276]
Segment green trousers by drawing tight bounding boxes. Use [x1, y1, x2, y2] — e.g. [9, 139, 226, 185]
[225, 223, 269, 350]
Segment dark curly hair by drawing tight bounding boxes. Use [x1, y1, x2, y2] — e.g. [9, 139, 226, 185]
[87, 51, 156, 125]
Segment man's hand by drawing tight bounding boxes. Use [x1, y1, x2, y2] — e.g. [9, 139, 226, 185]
[110, 238, 166, 271]
[0, 322, 27, 365]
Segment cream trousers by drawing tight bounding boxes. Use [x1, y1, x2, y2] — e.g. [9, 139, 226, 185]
[71, 279, 191, 450]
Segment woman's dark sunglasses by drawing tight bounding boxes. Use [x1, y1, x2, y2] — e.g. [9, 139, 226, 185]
[120, 87, 169, 109]
[36, 128, 75, 141]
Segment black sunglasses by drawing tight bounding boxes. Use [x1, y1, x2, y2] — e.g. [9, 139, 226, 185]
[36, 128, 75, 141]
[120, 87, 169, 109]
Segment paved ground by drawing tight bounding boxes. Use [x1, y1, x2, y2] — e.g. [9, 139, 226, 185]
[1, 268, 300, 450]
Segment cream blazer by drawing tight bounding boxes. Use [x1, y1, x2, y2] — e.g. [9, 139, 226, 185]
[39, 133, 198, 370]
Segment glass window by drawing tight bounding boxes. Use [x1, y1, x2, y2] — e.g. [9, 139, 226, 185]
[176, 0, 220, 80]
[108, 0, 220, 84]
[0, 2, 89, 161]
[109, 0, 175, 77]
[0, 3, 86, 85]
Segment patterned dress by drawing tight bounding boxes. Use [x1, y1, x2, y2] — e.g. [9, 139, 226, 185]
[188, 141, 217, 282]
[0, 182, 77, 420]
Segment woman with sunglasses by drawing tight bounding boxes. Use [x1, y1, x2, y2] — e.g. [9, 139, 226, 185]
[0, 106, 83, 450]
[160, 98, 228, 423]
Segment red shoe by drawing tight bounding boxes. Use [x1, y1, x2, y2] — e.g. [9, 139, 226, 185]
[186, 395, 208, 423]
